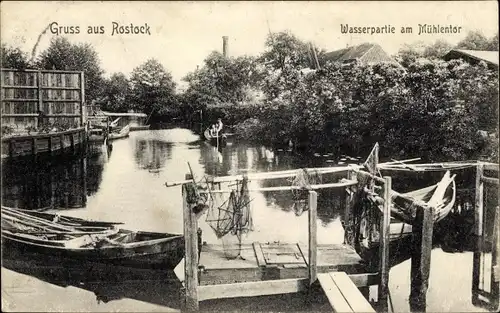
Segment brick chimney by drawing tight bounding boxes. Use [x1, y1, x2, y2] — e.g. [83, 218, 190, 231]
[222, 36, 229, 57]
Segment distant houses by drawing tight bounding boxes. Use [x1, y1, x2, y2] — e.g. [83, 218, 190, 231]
[443, 49, 499, 70]
[324, 43, 401, 67]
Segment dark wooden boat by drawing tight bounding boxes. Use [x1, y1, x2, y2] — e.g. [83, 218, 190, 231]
[4, 207, 123, 228]
[130, 124, 151, 131]
[89, 125, 130, 143]
[204, 128, 227, 148]
[1, 208, 185, 269]
[356, 171, 456, 250]
[389, 170, 456, 224]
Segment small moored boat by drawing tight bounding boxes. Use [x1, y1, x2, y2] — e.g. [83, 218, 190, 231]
[108, 125, 130, 141]
[1, 207, 185, 269]
[356, 171, 456, 251]
[204, 128, 227, 148]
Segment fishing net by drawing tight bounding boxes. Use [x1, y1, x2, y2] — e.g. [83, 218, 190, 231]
[290, 169, 322, 216]
[205, 178, 253, 239]
[363, 143, 379, 173]
[205, 177, 254, 259]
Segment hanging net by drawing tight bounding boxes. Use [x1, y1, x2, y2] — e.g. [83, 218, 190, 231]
[205, 177, 254, 259]
[363, 142, 379, 176]
[290, 169, 322, 216]
[205, 178, 254, 239]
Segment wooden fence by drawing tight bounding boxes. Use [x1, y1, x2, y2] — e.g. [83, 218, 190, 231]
[1, 69, 85, 130]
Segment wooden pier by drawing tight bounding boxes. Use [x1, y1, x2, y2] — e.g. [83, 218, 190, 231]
[318, 272, 376, 313]
[167, 147, 500, 312]
[198, 242, 372, 286]
[173, 164, 388, 312]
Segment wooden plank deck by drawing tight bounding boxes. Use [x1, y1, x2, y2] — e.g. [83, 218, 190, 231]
[198, 242, 371, 286]
[318, 272, 376, 313]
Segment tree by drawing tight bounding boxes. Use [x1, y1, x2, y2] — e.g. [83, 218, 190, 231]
[101, 73, 131, 112]
[36, 37, 104, 103]
[129, 58, 177, 117]
[423, 39, 453, 59]
[395, 41, 426, 67]
[486, 33, 499, 51]
[182, 51, 262, 111]
[260, 31, 312, 71]
[1, 43, 30, 69]
[455, 30, 490, 50]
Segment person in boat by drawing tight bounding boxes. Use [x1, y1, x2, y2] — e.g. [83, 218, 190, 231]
[209, 124, 218, 137]
[215, 118, 223, 134]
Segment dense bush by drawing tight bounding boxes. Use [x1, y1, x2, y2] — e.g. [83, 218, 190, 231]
[227, 59, 498, 162]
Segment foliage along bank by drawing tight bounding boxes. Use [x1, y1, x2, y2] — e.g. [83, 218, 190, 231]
[229, 59, 498, 162]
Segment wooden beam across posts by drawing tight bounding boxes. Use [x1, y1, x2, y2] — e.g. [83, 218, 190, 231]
[197, 278, 309, 301]
[354, 169, 386, 185]
[182, 181, 199, 312]
[165, 166, 360, 187]
[483, 163, 499, 172]
[481, 176, 499, 186]
[308, 191, 318, 286]
[199, 180, 358, 194]
[409, 205, 435, 312]
[378, 176, 391, 307]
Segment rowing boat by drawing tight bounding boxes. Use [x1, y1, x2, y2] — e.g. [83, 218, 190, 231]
[2, 206, 123, 228]
[108, 125, 130, 141]
[390, 170, 456, 224]
[356, 171, 456, 251]
[204, 128, 227, 148]
[1, 208, 185, 269]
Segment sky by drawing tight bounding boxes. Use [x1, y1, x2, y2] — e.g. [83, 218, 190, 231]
[1, 1, 498, 88]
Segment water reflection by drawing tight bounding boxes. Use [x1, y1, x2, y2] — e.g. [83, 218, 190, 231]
[3, 156, 95, 211]
[133, 138, 173, 173]
[1, 127, 497, 312]
[2, 248, 181, 310]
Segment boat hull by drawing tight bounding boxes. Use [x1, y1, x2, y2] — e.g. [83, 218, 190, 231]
[1, 231, 185, 270]
[204, 128, 227, 148]
[130, 125, 150, 131]
[108, 126, 130, 141]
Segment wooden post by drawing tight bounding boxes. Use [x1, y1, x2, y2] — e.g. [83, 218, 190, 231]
[410, 205, 435, 312]
[308, 190, 318, 286]
[81, 157, 87, 207]
[378, 176, 391, 306]
[80, 72, 85, 127]
[344, 169, 353, 222]
[492, 205, 500, 311]
[475, 164, 485, 249]
[472, 164, 484, 303]
[182, 181, 199, 311]
[37, 71, 42, 128]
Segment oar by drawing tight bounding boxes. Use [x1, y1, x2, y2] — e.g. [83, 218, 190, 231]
[1, 214, 71, 233]
[2, 208, 76, 232]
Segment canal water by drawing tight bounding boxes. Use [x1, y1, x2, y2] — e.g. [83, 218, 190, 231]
[1, 127, 496, 312]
